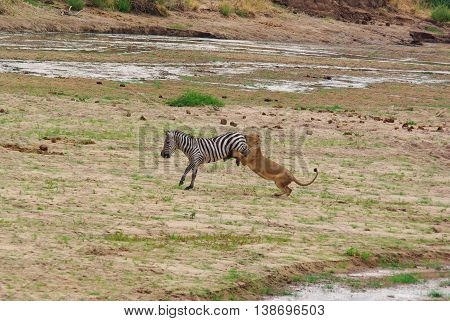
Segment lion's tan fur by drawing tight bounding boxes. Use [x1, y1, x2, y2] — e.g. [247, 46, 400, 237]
[233, 133, 318, 196]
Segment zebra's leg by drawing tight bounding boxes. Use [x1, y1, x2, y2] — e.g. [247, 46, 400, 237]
[185, 166, 198, 190]
[179, 163, 194, 186]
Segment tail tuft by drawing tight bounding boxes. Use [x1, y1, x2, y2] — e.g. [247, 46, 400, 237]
[313, 168, 318, 172]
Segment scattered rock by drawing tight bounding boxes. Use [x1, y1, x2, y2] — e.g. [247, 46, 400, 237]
[364, 228, 371, 231]
[186, 110, 191, 115]
[262, 112, 267, 116]
[385, 22, 390, 26]
[94, 100, 100, 103]
[437, 126, 443, 132]
[407, 126, 414, 131]
[431, 226, 440, 233]
[323, 75, 332, 80]
[120, 84, 126, 87]
[139, 115, 147, 121]
[220, 119, 227, 125]
[394, 127, 399, 130]
[418, 126, 425, 130]
[273, 125, 283, 129]
[383, 117, 395, 123]
[96, 81, 103, 85]
[372, 116, 382, 121]
[306, 129, 313, 135]
[125, 111, 131, 117]
[230, 121, 238, 127]
[359, 120, 364, 123]
[328, 120, 333, 124]
[402, 123, 409, 128]
[159, 95, 163, 99]
[264, 98, 272, 102]
[0, 108, 8, 114]
[221, 95, 227, 99]
[39, 144, 48, 152]
[343, 131, 352, 135]
[242, 115, 246, 119]
[51, 138, 57, 143]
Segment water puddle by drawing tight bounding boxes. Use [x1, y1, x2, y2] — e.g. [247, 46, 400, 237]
[0, 33, 448, 92]
[269, 267, 449, 301]
[271, 277, 449, 301]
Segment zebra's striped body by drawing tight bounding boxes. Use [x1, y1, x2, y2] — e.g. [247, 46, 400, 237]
[161, 130, 249, 189]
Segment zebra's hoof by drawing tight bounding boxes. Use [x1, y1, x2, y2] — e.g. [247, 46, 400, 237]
[185, 186, 193, 190]
[179, 181, 184, 186]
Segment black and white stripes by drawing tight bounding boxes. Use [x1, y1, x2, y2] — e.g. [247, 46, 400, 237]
[161, 130, 249, 189]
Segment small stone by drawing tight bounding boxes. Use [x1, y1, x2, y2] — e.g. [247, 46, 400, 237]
[39, 144, 48, 152]
[328, 120, 333, 124]
[273, 125, 283, 129]
[384, 118, 395, 123]
[186, 110, 191, 115]
[306, 129, 313, 135]
[431, 227, 440, 233]
[94, 100, 100, 103]
[139, 115, 146, 121]
[262, 112, 267, 116]
[220, 119, 227, 125]
[159, 95, 163, 99]
[125, 111, 131, 117]
[437, 126, 443, 132]
[394, 127, 399, 130]
[96, 81, 102, 85]
[51, 138, 57, 143]
[242, 115, 246, 119]
[0, 108, 8, 114]
[221, 95, 227, 99]
[120, 84, 126, 87]
[264, 98, 272, 102]
[323, 76, 332, 80]
[230, 121, 238, 127]
[418, 126, 425, 130]
[344, 131, 352, 135]
[386, 22, 390, 26]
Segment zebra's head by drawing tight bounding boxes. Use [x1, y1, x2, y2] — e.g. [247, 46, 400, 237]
[161, 130, 177, 158]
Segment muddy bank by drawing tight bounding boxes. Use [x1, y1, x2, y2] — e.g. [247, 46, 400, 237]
[0, 2, 432, 45]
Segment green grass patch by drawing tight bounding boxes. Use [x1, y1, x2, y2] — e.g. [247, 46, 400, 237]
[219, 1, 233, 16]
[431, 5, 450, 22]
[388, 273, 420, 284]
[425, 26, 444, 34]
[405, 120, 417, 126]
[168, 90, 224, 107]
[428, 290, 443, 298]
[67, 0, 85, 11]
[116, 0, 131, 13]
[296, 104, 343, 112]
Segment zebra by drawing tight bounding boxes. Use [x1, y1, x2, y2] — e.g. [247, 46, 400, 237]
[160, 130, 250, 190]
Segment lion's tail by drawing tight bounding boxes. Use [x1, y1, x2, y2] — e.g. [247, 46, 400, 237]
[293, 168, 318, 186]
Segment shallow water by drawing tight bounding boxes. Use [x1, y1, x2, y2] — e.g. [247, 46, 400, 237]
[269, 267, 450, 301]
[0, 33, 449, 92]
[271, 277, 449, 301]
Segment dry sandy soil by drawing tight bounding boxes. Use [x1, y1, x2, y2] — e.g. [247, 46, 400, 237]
[0, 0, 445, 45]
[0, 34, 449, 300]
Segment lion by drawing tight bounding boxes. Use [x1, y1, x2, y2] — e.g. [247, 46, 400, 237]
[231, 133, 318, 196]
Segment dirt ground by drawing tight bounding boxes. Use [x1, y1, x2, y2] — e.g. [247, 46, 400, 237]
[0, 0, 444, 45]
[0, 36, 449, 300]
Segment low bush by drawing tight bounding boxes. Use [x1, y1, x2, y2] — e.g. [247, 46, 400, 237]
[431, 5, 450, 22]
[67, 0, 85, 11]
[116, 0, 131, 12]
[168, 90, 224, 107]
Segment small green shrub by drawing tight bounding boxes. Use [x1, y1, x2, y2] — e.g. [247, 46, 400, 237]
[425, 25, 443, 34]
[219, 1, 233, 16]
[168, 90, 224, 107]
[428, 290, 443, 298]
[345, 247, 359, 257]
[67, 0, 85, 11]
[388, 273, 420, 284]
[116, 0, 131, 12]
[431, 5, 450, 22]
